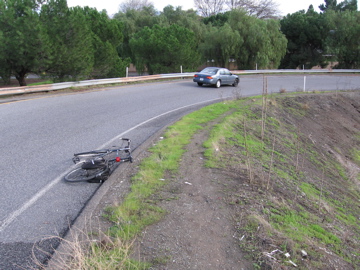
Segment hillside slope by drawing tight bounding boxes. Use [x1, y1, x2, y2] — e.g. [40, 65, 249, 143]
[135, 91, 360, 269]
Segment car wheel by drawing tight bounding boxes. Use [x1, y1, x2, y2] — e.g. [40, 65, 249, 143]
[215, 80, 221, 88]
[232, 78, 239, 87]
[197, 82, 203, 86]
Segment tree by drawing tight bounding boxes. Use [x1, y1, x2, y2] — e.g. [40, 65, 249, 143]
[119, 0, 154, 12]
[194, 0, 280, 18]
[319, 0, 357, 12]
[129, 24, 201, 74]
[0, 29, 11, 84]
[160, 5, 199, 27]
[337, 0, 357, 11]
[325, 10, 360, 68]
[113, 4, 159, 30]
[226, 0, 280, 19]
[0, 0, 48, 86]
[227, 10, 287, 69]
[199, 23, 242, 67]
[78, 7, 129, 78]
[40, 0, 94, 81]
[194, 0, 225, 17]
[319, 0, 338, 11]
[113, 5, 160, 62]
[263, 19, 288, 68]
[159, 6, 207, 43]
[202, 12, 230, 26]
[199, 10, 286, 69]
[280, 7, 329, 69]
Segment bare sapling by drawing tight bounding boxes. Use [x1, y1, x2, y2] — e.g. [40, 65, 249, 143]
[243, 118, 254, 184]
[295, 129, 301, 171]
[319, 168, 324, 213]
[267, 135, 276, 190]
[261, 75, 268, 142]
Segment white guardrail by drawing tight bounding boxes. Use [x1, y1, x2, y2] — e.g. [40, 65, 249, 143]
[1, 69, 360, 97]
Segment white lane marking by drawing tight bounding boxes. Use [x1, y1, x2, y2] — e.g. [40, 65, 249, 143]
[99, 98, 221, 148]
[0, 173, 66, 233]
[0, 97, 220, 233]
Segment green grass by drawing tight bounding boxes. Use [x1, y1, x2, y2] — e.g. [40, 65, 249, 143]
[28, 80, 53, 86]
[104, 102, 235, 241]
[270, 208, 341, 246]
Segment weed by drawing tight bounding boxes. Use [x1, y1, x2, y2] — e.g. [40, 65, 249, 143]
[34, 224, 150, 270]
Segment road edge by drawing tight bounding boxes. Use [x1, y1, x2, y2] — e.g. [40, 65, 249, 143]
[46, 125, 170, 269]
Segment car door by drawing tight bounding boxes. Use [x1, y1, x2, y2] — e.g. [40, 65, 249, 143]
[219, 69, 228, 84]
[220, 69, 231, 84]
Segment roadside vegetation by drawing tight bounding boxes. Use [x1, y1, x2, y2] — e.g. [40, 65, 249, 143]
[45, 90, 360, 269]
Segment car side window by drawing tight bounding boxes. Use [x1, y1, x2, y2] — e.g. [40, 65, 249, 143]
[220, 69, 225, 75]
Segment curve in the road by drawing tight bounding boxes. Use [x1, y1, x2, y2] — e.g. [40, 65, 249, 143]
[0, 96, 221, 234]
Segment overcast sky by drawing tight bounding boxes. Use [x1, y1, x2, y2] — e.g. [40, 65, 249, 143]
[67, 0, 326, 17]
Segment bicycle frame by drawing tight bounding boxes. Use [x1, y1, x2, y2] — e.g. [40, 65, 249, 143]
[72, 138, 132, 165]
[64, 138, 132, 183]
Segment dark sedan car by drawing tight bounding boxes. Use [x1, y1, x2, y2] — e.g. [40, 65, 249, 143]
[193, 67, 239, 88]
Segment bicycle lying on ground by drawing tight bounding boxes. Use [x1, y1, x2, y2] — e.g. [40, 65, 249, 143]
[64, 138, 133, 183]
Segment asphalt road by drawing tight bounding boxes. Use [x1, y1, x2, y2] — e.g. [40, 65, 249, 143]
[0, 74, 359, 269]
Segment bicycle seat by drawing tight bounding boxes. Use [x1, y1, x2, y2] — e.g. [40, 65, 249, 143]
[81, 158, 106, 170]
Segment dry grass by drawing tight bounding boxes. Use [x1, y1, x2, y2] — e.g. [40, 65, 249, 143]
[33, 222, 146, 270]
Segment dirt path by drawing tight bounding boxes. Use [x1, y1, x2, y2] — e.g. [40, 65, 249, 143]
[131, 125, 253, 269]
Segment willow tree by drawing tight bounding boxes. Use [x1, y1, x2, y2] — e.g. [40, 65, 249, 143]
[129, 24, 201, 74]
[199, 23, 243, 68]
[228, 10, 287, 69]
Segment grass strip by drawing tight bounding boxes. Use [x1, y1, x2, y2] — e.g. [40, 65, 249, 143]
[104, 101, 235, 240]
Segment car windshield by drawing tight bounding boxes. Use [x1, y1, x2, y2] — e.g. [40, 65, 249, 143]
[201, 68, 218, 74]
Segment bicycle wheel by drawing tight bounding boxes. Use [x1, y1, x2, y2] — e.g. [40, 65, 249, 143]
[64, 164, 109, 183]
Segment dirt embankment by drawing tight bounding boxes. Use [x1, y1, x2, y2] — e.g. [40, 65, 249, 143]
[102, 91, 360, 270]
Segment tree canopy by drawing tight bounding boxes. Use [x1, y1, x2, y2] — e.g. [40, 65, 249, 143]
[280, 0, 360, 69]
[195, 0, 280, 18]
[319, 0, 357, 12]
[130, 24, 201, 74]
[0, 0, 359, 86]
[200, 9, 287, 69]
[325, 9, 360, 68]
[0, 0, 47, 85]
[280, 8, 329, 69]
